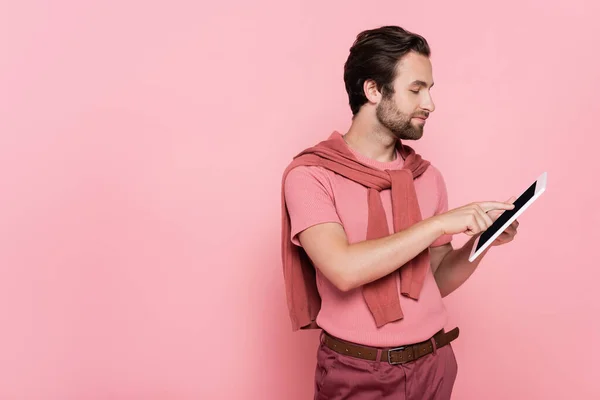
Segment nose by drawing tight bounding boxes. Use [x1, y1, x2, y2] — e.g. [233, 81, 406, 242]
[421, 92, 435, 113]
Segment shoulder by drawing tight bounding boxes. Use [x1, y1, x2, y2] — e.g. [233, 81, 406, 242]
[284, 165, 336, 199]
[284, 164, 333, 187]
[426, 163, 446, 186]
[414, 161, 449, 202]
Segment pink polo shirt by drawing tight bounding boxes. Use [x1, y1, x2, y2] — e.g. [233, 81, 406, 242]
[283, 138, 453, 347]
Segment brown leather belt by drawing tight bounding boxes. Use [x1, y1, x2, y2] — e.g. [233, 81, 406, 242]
[322, 327, 459, 365]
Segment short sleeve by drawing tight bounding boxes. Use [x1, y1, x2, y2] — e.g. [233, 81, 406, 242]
[284, 166, 342, 247]
[430, 168, 453, 247]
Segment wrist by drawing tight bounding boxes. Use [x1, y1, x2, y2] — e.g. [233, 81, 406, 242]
[428, 215, 446, 237]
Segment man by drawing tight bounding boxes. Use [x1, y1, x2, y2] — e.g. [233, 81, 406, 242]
[280, 25, 519, 399]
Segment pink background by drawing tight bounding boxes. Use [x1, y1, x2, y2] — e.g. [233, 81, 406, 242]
[1, 1, 599, 399]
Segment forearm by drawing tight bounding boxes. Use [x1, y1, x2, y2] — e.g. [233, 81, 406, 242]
[342, 218, 444, 291]
[434, 235, 492, 297]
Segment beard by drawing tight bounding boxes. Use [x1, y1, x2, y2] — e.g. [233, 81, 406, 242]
[376, 96, 425, 141]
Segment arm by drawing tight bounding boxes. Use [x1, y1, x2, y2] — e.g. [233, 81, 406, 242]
[431, 237, 490, 297]
[285, 166, 448, 293]
[284, 166, 514, 294]
[298, 217, 444, 292]
[429, 242, 453, 275]
[298, 200, 514, 293]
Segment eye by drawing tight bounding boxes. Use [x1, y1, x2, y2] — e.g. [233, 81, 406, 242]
[410, 89, 419, 94]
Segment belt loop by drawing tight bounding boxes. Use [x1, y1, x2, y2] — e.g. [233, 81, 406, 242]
[430, 337, 438, 355]
[320, 330, 325, 344]
[376, 349, 383, 362]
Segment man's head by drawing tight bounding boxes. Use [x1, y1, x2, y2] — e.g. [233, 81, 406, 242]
[344, 26, 435, 140]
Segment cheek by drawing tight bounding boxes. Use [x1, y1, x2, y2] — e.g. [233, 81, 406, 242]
[394, 94, 417, 115]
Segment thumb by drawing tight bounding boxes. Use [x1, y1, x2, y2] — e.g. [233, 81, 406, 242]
[507, 196, 517, 204]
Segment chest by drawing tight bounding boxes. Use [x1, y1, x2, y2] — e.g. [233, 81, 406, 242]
[329, 171, 441, 244]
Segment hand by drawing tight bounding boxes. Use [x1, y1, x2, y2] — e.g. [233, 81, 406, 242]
[487, 196, 519, 246]
[433, 200, 515, 236]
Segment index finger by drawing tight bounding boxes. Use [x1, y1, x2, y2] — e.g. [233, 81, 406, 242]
[478, 202, 515, 212]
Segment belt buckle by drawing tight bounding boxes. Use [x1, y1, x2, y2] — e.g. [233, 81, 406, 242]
[387, 346, 406, 365]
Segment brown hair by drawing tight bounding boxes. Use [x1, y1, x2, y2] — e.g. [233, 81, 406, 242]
[343, 26, 431, 115]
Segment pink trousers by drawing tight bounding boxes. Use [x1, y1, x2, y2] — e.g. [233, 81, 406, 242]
[314, 334, 458, 399]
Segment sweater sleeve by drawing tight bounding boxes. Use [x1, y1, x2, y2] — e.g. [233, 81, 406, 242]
[284, 166, 342, 247]
[430, 168, 453, 247]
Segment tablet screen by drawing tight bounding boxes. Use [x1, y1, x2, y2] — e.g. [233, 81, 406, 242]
[475, 181, 538, 251]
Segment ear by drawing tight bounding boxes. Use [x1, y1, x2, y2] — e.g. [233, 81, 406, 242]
[363, 79, 382, 105]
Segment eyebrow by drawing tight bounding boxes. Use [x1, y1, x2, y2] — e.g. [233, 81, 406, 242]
[410, 80, 434, 88]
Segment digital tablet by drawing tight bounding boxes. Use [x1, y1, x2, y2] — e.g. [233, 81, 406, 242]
[468, 171, 547, 262]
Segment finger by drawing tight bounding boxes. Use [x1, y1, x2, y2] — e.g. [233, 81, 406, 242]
[502, 227, 516, 236]
[488, 197, 516, 220]
[479, 201, 516, 212]
[471, 210, 488, 233]
[500, 235, 514, 244]
[495, 237, 512, 246]
[495, 231, 515, 244]
[493, 237, 506, 245]
[475, 205, 494, 227]
[465, 222, 479, 236]
[488, 210, 501, 217]
[488, 210, 502, 221]
[464, 214, 483, 236]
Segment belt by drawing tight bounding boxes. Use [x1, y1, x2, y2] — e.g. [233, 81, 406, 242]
[321, 327, 459, 365]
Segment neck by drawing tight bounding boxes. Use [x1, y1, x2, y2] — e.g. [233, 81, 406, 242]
[343, 113, 398, 163]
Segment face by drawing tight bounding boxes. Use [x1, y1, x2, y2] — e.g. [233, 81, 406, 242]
[374, 52, 436, 140]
